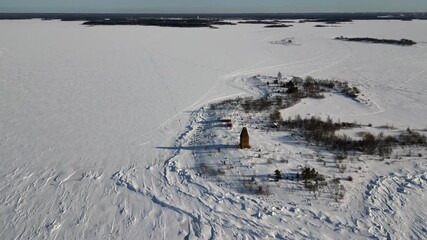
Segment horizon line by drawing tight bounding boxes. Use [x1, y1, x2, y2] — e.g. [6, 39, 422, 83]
[0, 11, 426, 15]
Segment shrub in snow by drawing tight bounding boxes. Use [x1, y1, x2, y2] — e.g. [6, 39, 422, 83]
[301, 167, 325, 194]
[269, 109, 282, 123]
[274, 169, 282, 181]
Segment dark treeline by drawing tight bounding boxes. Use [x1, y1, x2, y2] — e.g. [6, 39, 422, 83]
[238, 20, 280, 24]
[238, 76, 360, 113]
[314, 25, 339, 28]
[1, 12, 426, 21]
[282, 116, 426, 156]
[335, 36, 417, 46]
[83, 18, 235, 28]
[264, 24, 293, 28]
[301, 18, 353, 24]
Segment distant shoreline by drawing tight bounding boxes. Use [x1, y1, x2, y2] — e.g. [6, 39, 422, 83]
[1, 12, 426, 22]
[2, 12, 426, 29]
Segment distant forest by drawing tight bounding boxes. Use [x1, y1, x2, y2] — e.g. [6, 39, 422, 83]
[1, 12, 426, 21]
[335, 36, 417, 46]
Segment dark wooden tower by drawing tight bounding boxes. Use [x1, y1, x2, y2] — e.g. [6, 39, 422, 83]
[240, 127, 250, 149]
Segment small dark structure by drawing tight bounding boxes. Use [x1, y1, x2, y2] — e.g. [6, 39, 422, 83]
[220, 119, 233, 128]
[240, 127, 251, 149]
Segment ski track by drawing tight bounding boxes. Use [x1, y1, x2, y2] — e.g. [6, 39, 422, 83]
[363, 173, 427, 239]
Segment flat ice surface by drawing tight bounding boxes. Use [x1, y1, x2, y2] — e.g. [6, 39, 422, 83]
[0, 20, 426, 239]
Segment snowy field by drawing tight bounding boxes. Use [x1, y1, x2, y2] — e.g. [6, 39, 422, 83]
[0, 19, 426, 239]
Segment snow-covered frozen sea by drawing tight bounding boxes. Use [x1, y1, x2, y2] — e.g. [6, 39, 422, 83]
[0, 19, 426, 239]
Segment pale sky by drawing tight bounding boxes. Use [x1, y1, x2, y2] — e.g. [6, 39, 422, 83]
[1, 0, 427, 13]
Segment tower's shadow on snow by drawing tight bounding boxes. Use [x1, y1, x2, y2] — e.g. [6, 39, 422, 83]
[156, 144, 237, 151]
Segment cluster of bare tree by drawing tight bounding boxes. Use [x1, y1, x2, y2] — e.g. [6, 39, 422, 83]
[282, 116, 426, 157]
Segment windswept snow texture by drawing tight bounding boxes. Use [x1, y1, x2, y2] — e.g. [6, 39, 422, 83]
[0, 20, 427, 239]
